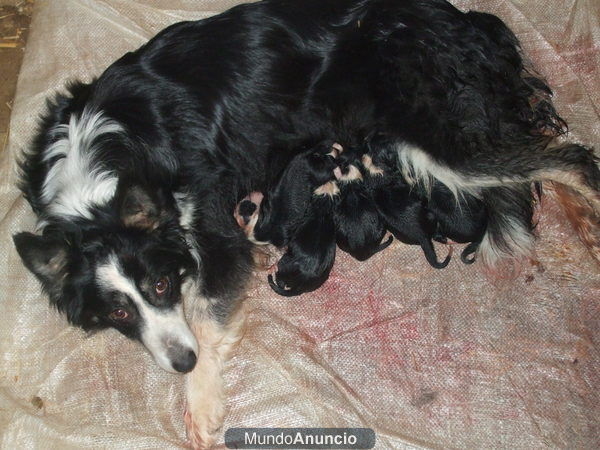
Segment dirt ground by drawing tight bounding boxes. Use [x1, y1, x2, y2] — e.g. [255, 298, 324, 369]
[0, 0, 33, 153]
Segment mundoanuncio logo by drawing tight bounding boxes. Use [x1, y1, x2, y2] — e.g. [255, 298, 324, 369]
[224, 428, 376, 449]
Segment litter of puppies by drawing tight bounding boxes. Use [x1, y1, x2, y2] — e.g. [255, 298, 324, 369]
[236, 139, 496, 296]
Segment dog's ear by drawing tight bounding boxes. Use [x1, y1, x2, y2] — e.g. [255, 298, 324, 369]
[13, 232, 70, 298]
[115, 180, 165, 230]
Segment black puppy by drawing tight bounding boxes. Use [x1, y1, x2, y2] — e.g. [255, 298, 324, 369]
[268, 194, 337, 296]
[235, 144, 340, 247]
[333, 152, 393, 261]
[427, 183, 487, 264]
[372, 175, 451, 269]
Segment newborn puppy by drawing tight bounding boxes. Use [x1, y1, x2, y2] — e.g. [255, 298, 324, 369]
[362, 133, 398, 178]
[235, 143, 340, 247]
[428, 183, 487, 264]
[373, 179, 451, 269]
[334, 159, 393, 261]
[268, 194, 337, 296]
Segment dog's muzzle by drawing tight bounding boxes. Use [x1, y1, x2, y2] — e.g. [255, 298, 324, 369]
[167, 342, 198, 373]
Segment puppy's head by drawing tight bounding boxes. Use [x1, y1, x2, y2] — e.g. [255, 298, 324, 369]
[365, 134, 398, 174]
[306, 145, 341, 184]
[13, 181, 199, 373]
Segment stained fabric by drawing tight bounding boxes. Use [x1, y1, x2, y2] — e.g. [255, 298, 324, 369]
[0, 1, 598, 448]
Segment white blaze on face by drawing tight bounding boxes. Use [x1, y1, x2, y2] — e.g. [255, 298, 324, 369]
[96, 255, 198, 373]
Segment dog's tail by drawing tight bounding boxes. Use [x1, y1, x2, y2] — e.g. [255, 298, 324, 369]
[474, 145, 599, 265]
[420, 238, 452, 269]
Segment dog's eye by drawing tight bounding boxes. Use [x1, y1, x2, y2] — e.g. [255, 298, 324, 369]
[155, 276, 169, 295]
[109, 309, 129, 321]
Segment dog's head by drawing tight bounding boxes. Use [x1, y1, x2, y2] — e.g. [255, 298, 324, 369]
[13, 180, 200, 373]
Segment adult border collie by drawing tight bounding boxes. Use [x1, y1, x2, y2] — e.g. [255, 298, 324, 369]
[12, 0, 600, 447]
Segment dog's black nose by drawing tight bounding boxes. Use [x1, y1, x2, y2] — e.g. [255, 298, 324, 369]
[171, 349, 197, 373]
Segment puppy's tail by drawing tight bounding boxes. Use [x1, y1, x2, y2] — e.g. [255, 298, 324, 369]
[375, 234, 394, 253]
[461, 242, 480, 264]
[267, 274, 300, 297]
[420, 238, 452, 269]
[355, 235, 394, 261]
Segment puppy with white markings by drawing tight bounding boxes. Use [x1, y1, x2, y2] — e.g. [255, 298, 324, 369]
[236, 143, 340, 247]
[334, 147, 393, 261]
[234, 143, 340, 296]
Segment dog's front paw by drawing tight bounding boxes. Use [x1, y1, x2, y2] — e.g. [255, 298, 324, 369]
[184, 397, 225, 449]
[183, 314, 247, 450]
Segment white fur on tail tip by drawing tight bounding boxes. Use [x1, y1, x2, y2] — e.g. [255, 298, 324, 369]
[41, 110, 123, 219]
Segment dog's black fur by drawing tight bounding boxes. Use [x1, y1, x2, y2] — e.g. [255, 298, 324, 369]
[13, 0, 599, 368]
[268, 194, 337, 296]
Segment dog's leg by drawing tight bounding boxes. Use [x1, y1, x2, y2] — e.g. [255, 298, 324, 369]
[553, 183, 600, 264]
[184, 301, 247, 449]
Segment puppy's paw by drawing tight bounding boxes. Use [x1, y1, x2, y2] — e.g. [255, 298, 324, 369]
[334, 166, 343, 180]
[234, 199, 257, 228]
[234, 191, 264, 242]
[362, 154, 385, 176]
[338, 164, 363, 182]
[314, 181, 340, 197]
[184, 401, 224, 450]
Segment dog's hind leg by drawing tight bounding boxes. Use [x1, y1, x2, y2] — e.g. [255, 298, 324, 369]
[184, 301, 247, 449]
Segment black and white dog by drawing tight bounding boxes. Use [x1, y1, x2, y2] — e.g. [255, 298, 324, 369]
[12, 0, 600, 447]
